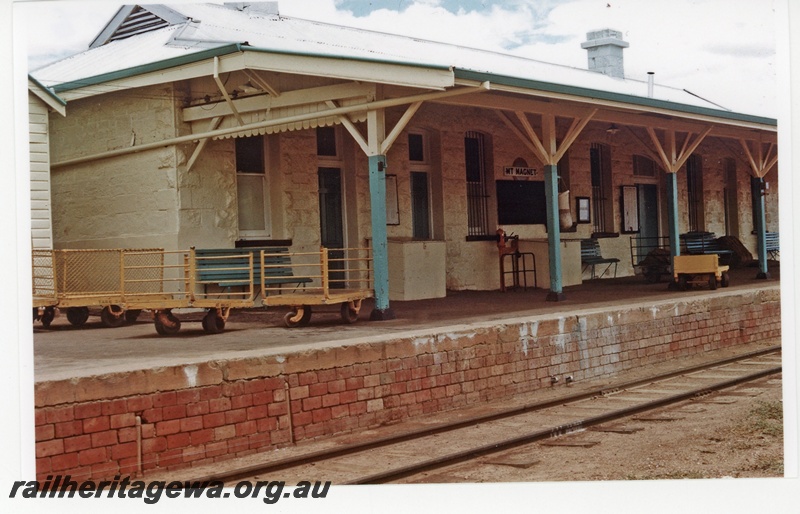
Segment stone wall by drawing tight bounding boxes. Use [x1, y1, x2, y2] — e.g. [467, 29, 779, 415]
[49, 85, 181, 250]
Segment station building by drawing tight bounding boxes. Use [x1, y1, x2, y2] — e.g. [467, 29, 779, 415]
[31, 2, 779, 314]
[26, 3, 782, 481]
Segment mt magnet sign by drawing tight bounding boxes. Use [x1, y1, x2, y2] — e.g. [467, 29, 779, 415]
[503, 166, 537, 177]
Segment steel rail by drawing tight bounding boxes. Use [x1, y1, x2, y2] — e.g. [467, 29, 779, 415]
[193, 345, 780, 483]
[349, 364, 781, 484]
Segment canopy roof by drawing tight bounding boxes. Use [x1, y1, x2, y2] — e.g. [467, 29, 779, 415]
[30, 3, 775, 129]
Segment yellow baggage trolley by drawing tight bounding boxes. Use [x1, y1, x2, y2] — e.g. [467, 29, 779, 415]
[32, 249, 58, 327]
[32, 248, 165, 328]
[673, 254, 730, 290]
[260, 247, 374, 327]
[31, 248, 259, 334]
[119, 248, 259, 335]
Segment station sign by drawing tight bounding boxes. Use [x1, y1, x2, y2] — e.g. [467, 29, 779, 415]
[503, 166, 537, 177]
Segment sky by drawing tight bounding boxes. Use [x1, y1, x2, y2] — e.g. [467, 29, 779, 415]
[16, 0, 779, 118]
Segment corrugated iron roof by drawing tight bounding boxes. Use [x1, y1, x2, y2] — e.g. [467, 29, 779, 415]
[30, 3, 773, 124]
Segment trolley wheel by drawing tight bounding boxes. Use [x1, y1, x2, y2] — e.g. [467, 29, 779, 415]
[202, 309, 226, 334]
[678, 275, 688, 291]
[66, 307, 90, 327]
[40, 307, 56, 328]
[283, 306, 312, 328]
[125, 309, 142, 323]
[101, 305, 126, 328]
[340, 302, 359, 324]
[709, 275, 717, 290]
[721, 271, 730, 288]
[154, 310, 181, 336]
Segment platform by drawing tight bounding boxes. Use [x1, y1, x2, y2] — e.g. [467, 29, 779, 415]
[32, 265, 781, 481]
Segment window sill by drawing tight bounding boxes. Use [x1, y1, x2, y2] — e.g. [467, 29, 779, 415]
[236, 239, 293, 247]
[466, 235, 498, 242]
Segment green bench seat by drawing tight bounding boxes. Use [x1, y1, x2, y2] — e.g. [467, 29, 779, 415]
[195, 247, 311, 293]
[680, 232, 732, 256]
[765, 232, 779, 260]
[580, 238, 619, 279]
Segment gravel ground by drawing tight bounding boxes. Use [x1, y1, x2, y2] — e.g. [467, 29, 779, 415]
[406, 375, 784, 483]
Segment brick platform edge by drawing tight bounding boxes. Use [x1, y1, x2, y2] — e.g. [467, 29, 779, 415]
[34, 287, 781, 480]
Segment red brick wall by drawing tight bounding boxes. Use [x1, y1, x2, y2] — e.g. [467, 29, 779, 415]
[34, 288, 781, 480]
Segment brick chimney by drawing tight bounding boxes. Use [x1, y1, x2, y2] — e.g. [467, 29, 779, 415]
[581, 29, 629, 79]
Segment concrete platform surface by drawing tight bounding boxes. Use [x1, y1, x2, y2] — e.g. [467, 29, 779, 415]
[33, 266, 780, 382]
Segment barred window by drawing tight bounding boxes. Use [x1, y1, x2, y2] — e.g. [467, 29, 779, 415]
[590, 143, 613, 234]
[465, 131, 490, 236]
[686, 154, 704, 232]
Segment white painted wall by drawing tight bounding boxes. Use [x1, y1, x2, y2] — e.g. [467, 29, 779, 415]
[29, 94, 54, 249]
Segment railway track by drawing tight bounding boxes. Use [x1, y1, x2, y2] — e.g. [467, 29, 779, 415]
[195, 346, 781, 485]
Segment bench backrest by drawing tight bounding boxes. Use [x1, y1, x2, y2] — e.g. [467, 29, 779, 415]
[681, 232, 722, 253]
[580, 239, 602, 260]
[765, 232, 779, 250]
[194, 247, 292, 284]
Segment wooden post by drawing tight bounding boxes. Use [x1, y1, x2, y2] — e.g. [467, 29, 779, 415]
[367, 154, 395, 319]
[753, 178, 770, 279]
[544, 163, 565, 301]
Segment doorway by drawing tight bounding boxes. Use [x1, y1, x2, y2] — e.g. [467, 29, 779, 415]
[318, 167, 345, 288]
[636, 183, 660, 254]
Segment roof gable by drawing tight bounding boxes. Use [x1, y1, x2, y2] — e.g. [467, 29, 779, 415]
[90, 4, 188, 48]
[28, 75, 66, 116]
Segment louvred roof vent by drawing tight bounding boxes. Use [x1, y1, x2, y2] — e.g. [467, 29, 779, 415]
[90, 5, 189, 48]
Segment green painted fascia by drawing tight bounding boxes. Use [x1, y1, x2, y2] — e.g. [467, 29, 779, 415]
[28, 74, 67, 106]
[454, 69, 777, 127]
[51, 43, 246, 93]
[51, 43, 451, 94]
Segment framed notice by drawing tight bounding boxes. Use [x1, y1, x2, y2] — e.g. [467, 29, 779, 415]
[385, 174, 399, 225]
[621, 185, 639, 233]
[576, 197, 590, 223]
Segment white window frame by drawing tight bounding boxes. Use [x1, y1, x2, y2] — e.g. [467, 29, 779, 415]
[408, 131, 432, 239]
[236, 136, 271, 240]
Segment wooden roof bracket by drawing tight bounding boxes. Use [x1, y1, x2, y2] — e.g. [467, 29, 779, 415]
[739, 138, 778, 179]
[647, 125, 713, 173]
[214, 56, 245, 126]
[186, 116, 223, 172]
[333, 83, 489, 157]
[496, 107, 597, 166]
[243, 69, 281, 98]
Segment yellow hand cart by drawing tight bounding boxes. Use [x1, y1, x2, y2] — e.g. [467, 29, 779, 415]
[32, 246, 374, 333]
[673, 254, 730, 290]
[260, 247, 374, 327]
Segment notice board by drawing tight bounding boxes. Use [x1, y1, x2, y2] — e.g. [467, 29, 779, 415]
[495, 180, 546, 225]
